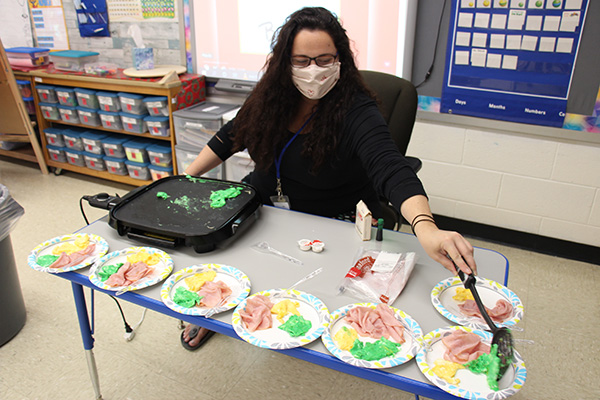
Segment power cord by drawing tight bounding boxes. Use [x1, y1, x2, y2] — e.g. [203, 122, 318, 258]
[415, 0, 448, 89]
[108, 295, 147, 342]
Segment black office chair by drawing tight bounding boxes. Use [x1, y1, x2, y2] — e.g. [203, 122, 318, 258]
[360, 70, 422, 230]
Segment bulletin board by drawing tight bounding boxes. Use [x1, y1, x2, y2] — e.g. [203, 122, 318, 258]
[440, 0, 589, 128]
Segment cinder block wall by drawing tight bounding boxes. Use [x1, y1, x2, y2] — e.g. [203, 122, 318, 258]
[62, 0, 184, 68]
[407, 120, 600, 247]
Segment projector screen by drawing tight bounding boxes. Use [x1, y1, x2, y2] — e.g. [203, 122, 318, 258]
[190, 0, 417, 83]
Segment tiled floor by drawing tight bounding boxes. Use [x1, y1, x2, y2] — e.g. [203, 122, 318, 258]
[0, 157, 598, 400]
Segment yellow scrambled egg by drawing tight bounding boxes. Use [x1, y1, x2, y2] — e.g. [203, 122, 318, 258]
[334, 326, 359, 351]
[184, 270, 217, 292]
[52, 234, 90, 255]
[453, 287, 474, 302]
[271, 299, 301, 323]
[431, 359, 465, 385]
[127, 250, 161, 266]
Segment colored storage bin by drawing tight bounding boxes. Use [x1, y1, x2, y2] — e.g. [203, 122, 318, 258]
[55, 87, 77, 107]
[144, 115, 169, 137]
[118, 92, 146, 115]
[77, 107, 101, 127]
[74, 88, 99, 109]
[149, 164, 173, 181]
[80, 131, 108, 154]
[143, 96, 169, 116]
[62, 130, 84, 151]
[123, 140, 149, 163]
[36, 85, 57, 103]
[43, 128, 65, 147]
[96, 92, 121, 112]
[98, 110, 123, 131]
[50, 50, 99, 72]
[120, 112, 148, 134]
[101, 135, 128, 158]
[46, 145, 67, 163]
[146, 143, 172, 167]
[64, 149, 86, 167]
[16, 80, 32, 98]
[23, 97, 35, 115]
[5, 47, 50, 67]
[104, 156, 128, 176]
[125, 160, 151, 180]
[58, 105, 80, 124]
[83, 152, 106, 171]
[39, 102, 60, 120]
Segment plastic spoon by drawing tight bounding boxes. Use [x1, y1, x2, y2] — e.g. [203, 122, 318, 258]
[274, 267, 323, 298]
[251, 241, 303, 265]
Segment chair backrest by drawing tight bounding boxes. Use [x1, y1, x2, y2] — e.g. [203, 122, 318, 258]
[359, 70, 418, 155]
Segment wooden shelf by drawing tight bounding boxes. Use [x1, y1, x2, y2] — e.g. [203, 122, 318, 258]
[0, 144, 39, 163]
[43, 119, 172, 141]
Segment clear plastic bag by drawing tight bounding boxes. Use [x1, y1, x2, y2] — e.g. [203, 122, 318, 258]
[338, 248, 417, 304]
[0, 184, 24, 242]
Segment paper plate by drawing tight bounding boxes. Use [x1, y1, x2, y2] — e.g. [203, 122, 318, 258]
[431, 276, 524, 330]
[89, 247, 173, 293]
[321, 302, 422, 369]
[28, 233, 109, 273]
[160, 264, 251, 316]
[416, 326, 527, 399]
[232, 289, 329, 350]
[122, 65, 186, 78]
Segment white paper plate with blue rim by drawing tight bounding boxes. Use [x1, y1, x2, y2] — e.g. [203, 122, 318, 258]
[28, 233, 109, 273]
[231, 289, 330, 349]
[416, 326, 527, 400]
[321, 302, 422, 369]
[431, 276, 524, 330]
[89, 247, 173, 293]
[160, 264, 251, 316]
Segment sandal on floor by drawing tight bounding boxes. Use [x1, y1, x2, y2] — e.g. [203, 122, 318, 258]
[180, 326, 216, 351]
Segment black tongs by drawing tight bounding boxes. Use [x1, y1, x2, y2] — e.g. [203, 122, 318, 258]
[453, 261, 514, 380]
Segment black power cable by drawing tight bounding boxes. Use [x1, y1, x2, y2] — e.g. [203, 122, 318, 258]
[415, 0, 448, 89]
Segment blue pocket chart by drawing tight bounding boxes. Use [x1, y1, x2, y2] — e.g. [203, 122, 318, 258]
[74, 0, 109, 37]
[441, 0, 589, 127]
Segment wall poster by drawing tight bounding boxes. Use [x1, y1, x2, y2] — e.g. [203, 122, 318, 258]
[28, 0, 70, 50]
[441, 0, 589, 128]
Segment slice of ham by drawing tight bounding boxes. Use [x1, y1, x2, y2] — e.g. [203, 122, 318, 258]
[104, 261, 153, 287]
[49, 243, 96, 269]
[344, 303, 405, 343]
[442, 330, 490, 364]
[458, 299, 513, 323]
[198, 280, 232, 308]
[239, 295, 274, 332]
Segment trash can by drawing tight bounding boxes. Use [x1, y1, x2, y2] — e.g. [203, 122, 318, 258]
[0, 184, 26, 347]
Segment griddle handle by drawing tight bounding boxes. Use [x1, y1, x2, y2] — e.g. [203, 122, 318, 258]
[126, 232, 176, 249]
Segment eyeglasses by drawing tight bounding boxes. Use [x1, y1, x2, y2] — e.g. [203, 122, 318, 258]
[290, 53, 338, 68]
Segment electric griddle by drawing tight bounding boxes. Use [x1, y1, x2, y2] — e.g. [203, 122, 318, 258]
[87, 176, 261, 253]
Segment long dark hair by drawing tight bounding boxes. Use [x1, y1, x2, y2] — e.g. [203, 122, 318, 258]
[231, 7, 373, 172]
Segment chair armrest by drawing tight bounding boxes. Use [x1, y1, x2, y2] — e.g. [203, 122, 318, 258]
[406, 156, 422, 173]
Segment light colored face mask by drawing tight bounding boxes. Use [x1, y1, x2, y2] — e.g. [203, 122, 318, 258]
[291, 62, 341, 100]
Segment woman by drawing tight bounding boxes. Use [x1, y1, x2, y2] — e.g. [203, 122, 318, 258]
[181, 7, 476, 350]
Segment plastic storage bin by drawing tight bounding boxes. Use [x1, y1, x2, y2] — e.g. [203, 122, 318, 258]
[55, 87, 77, 107]
[16, 80, 32, 98]
[125, 160, 151, 180]
[120, 112, 147, 134]
[225, 150, 255, 182]
[144, 116, 170, 137]
[175, 143, 223, 179]
[36, 85, 57, 103]
[105, 156, 128, 175]
[64, 149, 85, 167]
[98, 110, 123, 131]
[118, 93, 146, 115]
[143, 96, 169, 116]
[83, 152, 106, 171]
[80, 131, 107, 154]
[123, 140, 149, 163]
[77, 107, 101, 127]
[23, 98, 35, 115]
[173, 102, 238, 148]
[50, 50, 99, 72]
[39, 103, 60, 120]
[46, 145, 67, 163]
[58, 105, 80, 124]
[62, 130, 84, 151]
[101, 135, 128, 158]
[146, 143, 172, 167]
[96, 92, 121, 112]
[5, 47, 50, 67]
[43, 128, 65, 147]
[149, 164, 173, 181]
[74, 88, 99, 109]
